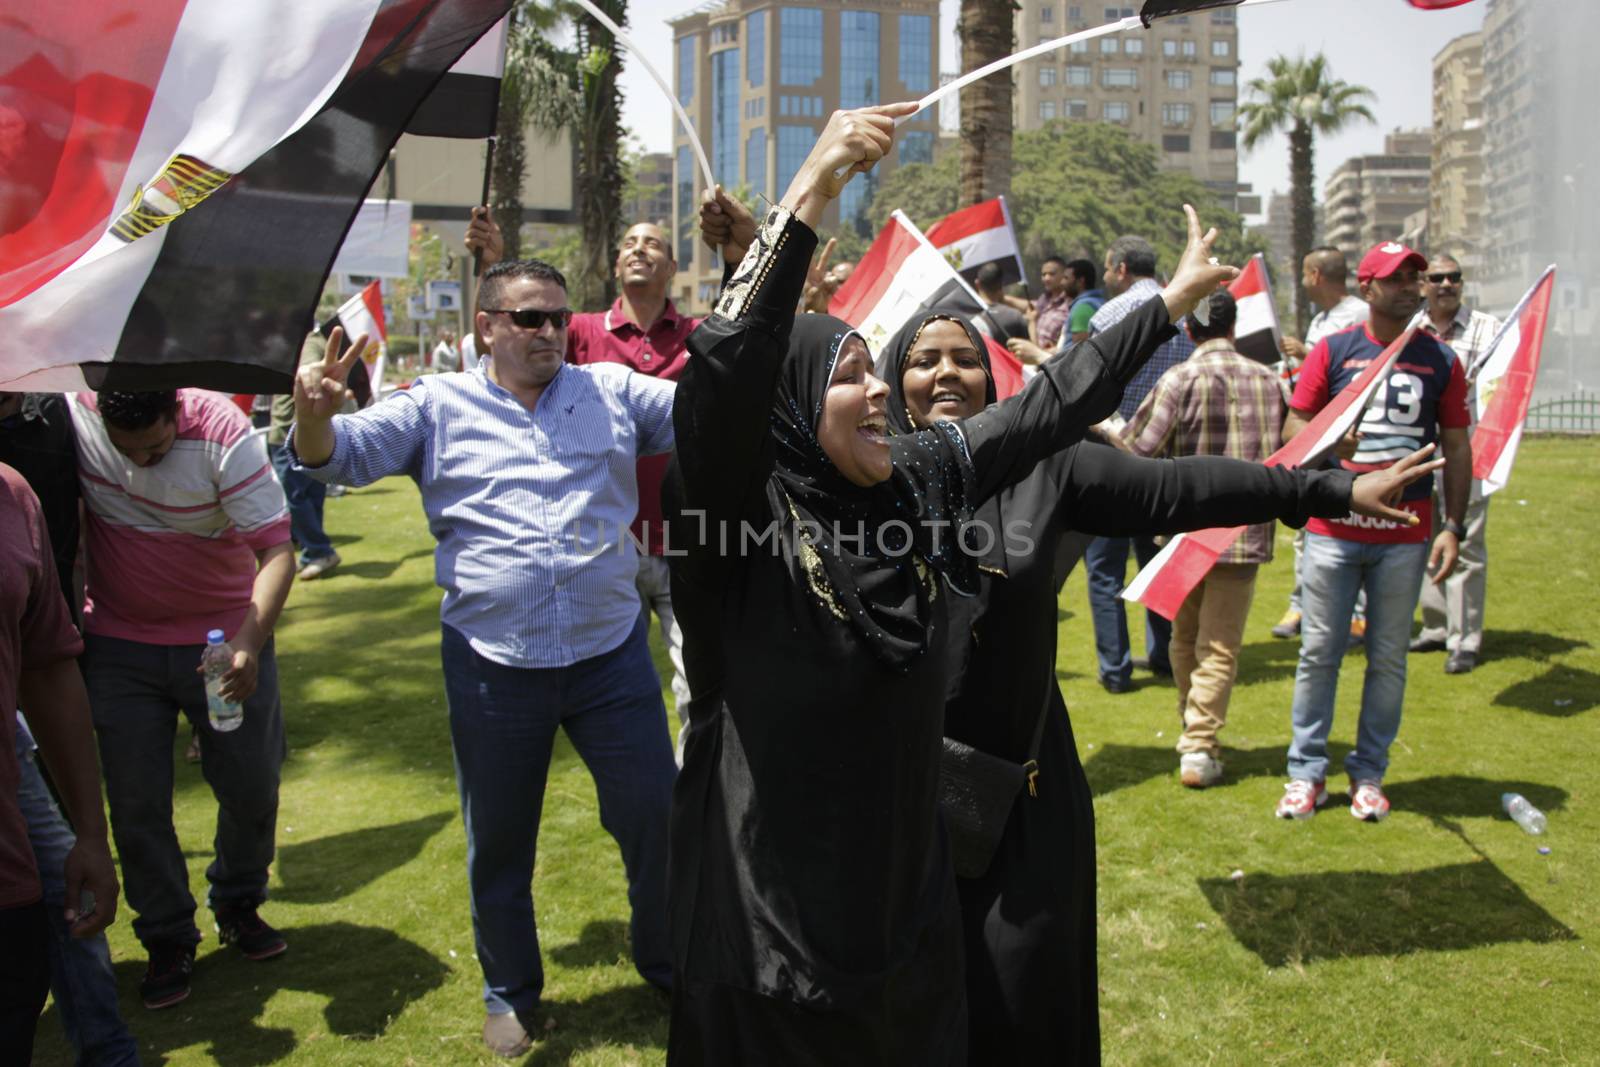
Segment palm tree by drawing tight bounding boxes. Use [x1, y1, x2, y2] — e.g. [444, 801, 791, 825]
[494, 2, 581, 261]
[1238, 54, 1375, 333]
[957, 0, 1016, 206]
[493, 0, 628, 311]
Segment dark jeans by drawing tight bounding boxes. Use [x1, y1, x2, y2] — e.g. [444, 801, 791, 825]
[15, 717, 141, 1065]
[441, 618, 676, 1025]
[83, 633, 285, 949]
[269, 444, 334, 565]
[0, 900, 50, 1065]
[1085, 534, 1171, 684]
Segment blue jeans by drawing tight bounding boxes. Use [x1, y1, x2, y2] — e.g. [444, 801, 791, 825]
[14, 716, 141, 1067]
[83, 634, 285, 948]
[440, 618, 676, 1025]
[1288, 533, 1428, 784]
[1084, 535, 1171, 683]
[269, 444, 334, 565]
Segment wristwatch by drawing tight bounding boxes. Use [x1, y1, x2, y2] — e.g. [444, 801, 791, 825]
[1442, 518, 1468, 539]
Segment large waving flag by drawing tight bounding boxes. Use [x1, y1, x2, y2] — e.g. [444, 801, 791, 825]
[1123, 329, 1416, 620]
[1228, 254, 1283, 366]
[406, 15, 508, 138]
[1, 0, 512, 394]
[924, 197, 1029, 290]
[1470, 266, 1555, 495]
[830, 211, 989, 355]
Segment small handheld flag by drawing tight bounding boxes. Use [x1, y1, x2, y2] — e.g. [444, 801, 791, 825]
[1470, 266, 1555, 495]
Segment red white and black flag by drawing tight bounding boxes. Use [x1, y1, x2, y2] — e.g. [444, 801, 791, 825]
[0, 0, 512, 394]
[1139, 0, 1474, 23]
[1123, 329, 1416, 620]
[831, 210, 1027, 399]
[1227, 253, 1283, 366]
[1470, 266, 1555, 495]
[923, 197, 1029, 290]
[322, 280, 390, 408]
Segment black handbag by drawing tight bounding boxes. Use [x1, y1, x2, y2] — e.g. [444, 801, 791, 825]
[937, 706, 1049, 880]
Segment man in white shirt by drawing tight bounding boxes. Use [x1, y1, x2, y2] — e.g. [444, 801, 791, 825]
[1409, 254, 1501, 674]
[1271, 247, 1371, 640]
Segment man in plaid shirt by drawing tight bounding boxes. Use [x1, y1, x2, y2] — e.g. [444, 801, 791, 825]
[1409, 254, 1501, 674]
[1081, 235, 1196, 692]
[1125, 292, 1287, 787]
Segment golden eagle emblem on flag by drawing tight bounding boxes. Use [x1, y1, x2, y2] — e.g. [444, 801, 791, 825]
[110, 154, 232, 243]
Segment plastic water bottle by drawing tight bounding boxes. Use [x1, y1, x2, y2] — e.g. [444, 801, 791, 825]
[202, 630, 243, 733]
[1502, 793, 1546, 835]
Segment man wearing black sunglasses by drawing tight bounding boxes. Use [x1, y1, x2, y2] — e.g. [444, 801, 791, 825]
[1410, 254, 1502, 674]
[288, 257, 680, 1057]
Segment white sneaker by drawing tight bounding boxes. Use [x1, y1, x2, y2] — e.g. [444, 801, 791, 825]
[1275, 778, 1328, 820]
[1179, 752, 1223, 788]
[1349, 778, 1391, 822]
[297, 552, 341, 581]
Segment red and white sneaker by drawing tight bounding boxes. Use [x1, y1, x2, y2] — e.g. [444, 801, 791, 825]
[1275, 779, 1327, 820]
[1349, 779, 1391, 822]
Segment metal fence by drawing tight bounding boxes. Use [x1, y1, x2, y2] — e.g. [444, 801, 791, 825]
[1525, 392, 1600, 434]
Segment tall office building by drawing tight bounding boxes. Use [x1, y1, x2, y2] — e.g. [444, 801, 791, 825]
[1479, 0, 1599, 389]
[1010, 3, 1246, 211]
[628, 152, 675, 230]
[1429, 31, 1485, 276]
[669, 0, 941, 312]
[1322, 129, 1431, 266]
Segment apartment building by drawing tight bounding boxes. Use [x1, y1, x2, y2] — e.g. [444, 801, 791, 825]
[1011, 3, 1246, 210]
[1322, 129, 1431, 266]
[669, 0, 942, 311]
[1429, 31, 1485, 274]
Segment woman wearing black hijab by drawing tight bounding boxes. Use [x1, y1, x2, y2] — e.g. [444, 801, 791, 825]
[875, 310, 1446, 1062]
[663, 107, 1247, 1064]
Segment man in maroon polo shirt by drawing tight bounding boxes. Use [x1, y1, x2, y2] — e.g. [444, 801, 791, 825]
[466, 213, 697, 752]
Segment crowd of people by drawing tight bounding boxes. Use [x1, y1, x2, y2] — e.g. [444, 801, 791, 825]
[0, 104, 1500, 1064]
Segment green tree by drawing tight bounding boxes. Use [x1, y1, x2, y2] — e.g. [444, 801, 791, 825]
[493, 3, 581, 260]
[1237, 53, 1375, 332]
[871, 122, 1263, 291]
[493, 0, 627, 311]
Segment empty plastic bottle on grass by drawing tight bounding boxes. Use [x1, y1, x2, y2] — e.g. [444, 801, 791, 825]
[202, 629, 243, 733]
[1502, 793, 1546, 835]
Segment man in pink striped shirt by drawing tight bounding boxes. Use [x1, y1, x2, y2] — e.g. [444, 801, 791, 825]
[70, 389, 295, 1011]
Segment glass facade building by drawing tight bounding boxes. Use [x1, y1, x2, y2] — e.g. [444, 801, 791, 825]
[779, 8, 824, 85]
[712, 48, 742, 185]
[672, 0, 942, 312]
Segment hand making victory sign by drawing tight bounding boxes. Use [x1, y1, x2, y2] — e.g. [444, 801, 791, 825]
[289, 326, 370, 467]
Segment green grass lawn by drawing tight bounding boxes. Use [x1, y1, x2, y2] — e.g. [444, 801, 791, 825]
[34, 437, 1600, 1066]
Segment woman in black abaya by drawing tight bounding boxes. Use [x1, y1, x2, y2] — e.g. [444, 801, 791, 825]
[664, 106, 1241, 1064]
[875, 309, 1448, 1063]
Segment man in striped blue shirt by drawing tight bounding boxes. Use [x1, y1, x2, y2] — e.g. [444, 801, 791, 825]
[290, 259, 677, 1058]
[1081, 235, 1194, 693]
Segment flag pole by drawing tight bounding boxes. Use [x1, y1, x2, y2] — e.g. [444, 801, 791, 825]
[475, 135, 496, 280]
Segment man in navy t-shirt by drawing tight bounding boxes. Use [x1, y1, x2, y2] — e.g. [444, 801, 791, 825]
[1274, 241, 1472, 823]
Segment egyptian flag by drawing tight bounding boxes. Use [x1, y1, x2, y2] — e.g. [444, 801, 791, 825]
[321, 281, 389, 407]
[0, 0, 512, 394]
[830, 211, 989, 356]
[1470, 266, 1555, 495]
[407, 15, 508, 138]
[1123, 329, 1415, 620]
[924, 197, 1029, 290]
[1228, 253, 1283, 365]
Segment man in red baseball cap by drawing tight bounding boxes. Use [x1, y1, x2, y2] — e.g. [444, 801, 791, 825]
[1273, 240, 1472, 823]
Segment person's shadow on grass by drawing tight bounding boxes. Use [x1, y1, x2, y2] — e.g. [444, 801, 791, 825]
[520, 984, 669, 1065]
[1197, 857, 1576, 968]
[274, 811, 454, 904]
[75, 922, 449, 1066]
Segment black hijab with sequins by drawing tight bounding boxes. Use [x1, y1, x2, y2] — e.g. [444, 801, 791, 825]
[767, 314, 980, 670]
